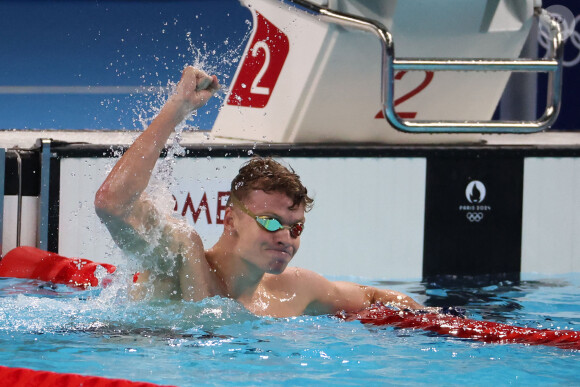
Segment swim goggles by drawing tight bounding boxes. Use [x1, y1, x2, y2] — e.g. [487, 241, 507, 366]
[230, 193, 304, 238]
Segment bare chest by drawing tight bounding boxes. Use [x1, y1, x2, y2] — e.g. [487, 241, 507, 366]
[239, 287, 306, 318]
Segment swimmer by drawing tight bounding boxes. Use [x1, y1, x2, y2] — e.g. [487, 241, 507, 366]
[95, 66, 430, 317]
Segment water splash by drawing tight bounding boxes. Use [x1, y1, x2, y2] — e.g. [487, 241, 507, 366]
[95, 12, 254, 289]
[113, 13, 253, 135]
[126, 11, 253, 206]
[0, 278, 256, 336]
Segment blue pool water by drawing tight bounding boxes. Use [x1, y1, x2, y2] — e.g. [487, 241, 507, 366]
[0, 274, 579, 386]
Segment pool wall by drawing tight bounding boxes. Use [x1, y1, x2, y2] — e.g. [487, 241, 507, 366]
[2, 142, 579, 280]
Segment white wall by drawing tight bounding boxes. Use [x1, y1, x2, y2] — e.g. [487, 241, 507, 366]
[53, 154, 580, 278]
[522, 158, 580, 273]
[58, 156, 426, 279]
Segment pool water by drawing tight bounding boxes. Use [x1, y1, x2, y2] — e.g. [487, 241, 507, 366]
[0, 273, 579, 386]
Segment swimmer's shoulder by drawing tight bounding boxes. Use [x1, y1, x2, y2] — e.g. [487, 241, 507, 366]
[263, 267, 344, 315]
[166, 215, 203, 244]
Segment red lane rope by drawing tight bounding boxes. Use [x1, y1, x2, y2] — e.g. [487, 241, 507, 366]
[0, 246, 115, 288]
[340, 304, 580, 350]
[2, 247, 579, 350]
[0, 248, 160, 385]
[0, 365, 173, 387]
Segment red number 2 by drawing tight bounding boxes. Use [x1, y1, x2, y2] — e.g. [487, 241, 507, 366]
[375, 71, 434, 119]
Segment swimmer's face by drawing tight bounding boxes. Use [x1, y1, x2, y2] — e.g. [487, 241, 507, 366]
[230, 190, 305, 275]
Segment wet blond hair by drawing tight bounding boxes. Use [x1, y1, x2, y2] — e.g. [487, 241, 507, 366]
[229, 156, 313, 211]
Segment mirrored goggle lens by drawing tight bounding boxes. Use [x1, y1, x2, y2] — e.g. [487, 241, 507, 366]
[289, 223, 304, 238]
[255, 217, 304, 238]
[256, 217, 282, 232]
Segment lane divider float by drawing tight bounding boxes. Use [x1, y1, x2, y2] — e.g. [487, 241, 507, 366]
[0, 246, 115, 288]
[1, 246, 579, 350]
[339, 304, 580, 350]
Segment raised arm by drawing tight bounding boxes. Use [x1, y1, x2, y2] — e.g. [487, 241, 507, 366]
[94, 67, 220, 300]
[95, 66, 219, 220]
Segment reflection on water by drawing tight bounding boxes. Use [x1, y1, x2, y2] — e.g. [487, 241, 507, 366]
[376, 273, 580, 328]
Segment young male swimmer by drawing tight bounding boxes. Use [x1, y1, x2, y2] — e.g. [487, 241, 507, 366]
[95, 66, 428, 317]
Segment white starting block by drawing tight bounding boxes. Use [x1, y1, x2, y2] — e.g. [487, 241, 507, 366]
[212, 0, 562, 143]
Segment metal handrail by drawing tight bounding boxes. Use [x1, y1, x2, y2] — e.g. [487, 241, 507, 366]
[281, 0, 564, 133]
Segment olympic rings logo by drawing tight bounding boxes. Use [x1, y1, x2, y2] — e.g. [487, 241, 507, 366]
[466, 212, 484, 222]
[539, 5, 580, 67]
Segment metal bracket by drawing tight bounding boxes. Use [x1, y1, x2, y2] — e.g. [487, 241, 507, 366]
[283, 1, 563, 133]
[36, 139, 52, 251]
[0, 148, 4, 255]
